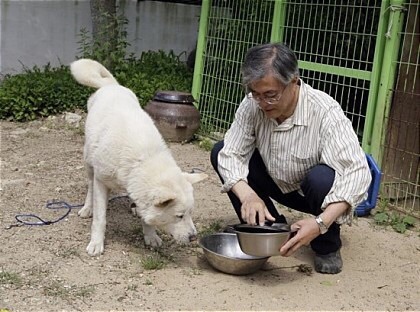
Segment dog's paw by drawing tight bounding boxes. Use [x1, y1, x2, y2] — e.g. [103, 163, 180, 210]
[86, 240, 104, 256]
[78, 205, 93, 218]
[144, 234, 162, 247]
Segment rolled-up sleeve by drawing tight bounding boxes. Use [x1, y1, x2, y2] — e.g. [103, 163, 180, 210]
[218, 97, 257, 192]
[320, 109, 372, 224]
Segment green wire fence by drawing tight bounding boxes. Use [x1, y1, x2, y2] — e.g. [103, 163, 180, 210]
[192, 0, 419, 217]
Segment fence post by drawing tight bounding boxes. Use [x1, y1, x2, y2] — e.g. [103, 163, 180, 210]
[361, 0, 389, 154]
[191, 0, 211, 108]
[369, 0, 406, 167]
[270, 0, 287, 43]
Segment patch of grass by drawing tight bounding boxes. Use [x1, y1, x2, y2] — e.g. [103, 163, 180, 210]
[198, 137, 215, 152]
[372, 198, 416, 233]
[43, 280, 95, 300]
[0, 270, 22, 287]
[143, 279, 153, 285]
[55, 247, 80, 259]
[198, 220, 224, 237]
[73, 285, 95, 298]
[126, 284, 138, 291]
[141, 253, 166, 270]
[373, 211, 416, 233]
[43, 280, 69, 298]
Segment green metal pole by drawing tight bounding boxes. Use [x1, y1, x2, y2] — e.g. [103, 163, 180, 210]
[191, 0, 211, 108]
[361, 0, 390, 154]
[270, 0, 287, 43]
[370, 0, 406, 167]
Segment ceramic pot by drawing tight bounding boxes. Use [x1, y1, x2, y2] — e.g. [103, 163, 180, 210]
[145, 91, 200, 142]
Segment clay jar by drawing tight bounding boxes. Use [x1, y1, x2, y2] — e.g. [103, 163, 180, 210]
[144, 91, 200, 142]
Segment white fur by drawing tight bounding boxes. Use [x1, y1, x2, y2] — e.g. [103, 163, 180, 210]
[70, 59, 207, 256]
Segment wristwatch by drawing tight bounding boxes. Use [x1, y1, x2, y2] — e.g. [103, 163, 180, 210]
[315, 215, 329, 234]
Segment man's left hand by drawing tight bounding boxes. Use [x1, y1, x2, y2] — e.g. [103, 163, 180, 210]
[279, 217, 320, 257]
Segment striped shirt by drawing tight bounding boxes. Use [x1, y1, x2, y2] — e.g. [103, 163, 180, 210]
[218, 79, 372, 224]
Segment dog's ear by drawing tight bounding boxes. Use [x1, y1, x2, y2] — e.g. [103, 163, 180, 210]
[154, 191, 176, 208]
[182, 172, 208, 184]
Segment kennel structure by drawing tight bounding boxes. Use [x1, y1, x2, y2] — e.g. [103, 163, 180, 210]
[192, 0, 419, 217]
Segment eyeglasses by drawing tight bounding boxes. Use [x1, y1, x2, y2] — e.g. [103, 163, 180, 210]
[246, 83, 291, 105]
[246, 91, 284, 105]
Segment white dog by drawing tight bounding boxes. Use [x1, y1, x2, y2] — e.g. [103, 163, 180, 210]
[70, 59, 207, 256]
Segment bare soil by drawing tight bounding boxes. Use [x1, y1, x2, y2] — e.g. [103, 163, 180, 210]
[1, 115, 419, 311]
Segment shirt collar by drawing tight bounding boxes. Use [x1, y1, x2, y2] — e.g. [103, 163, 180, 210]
[290, 79, 309, 126]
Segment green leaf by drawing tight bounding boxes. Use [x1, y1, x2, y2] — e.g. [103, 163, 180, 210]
[392, 222, 407, 234]
[402, 216, 416, 226]
[374, 212, 389, 224]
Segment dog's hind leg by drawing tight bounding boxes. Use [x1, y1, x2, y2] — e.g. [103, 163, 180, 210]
[86, 176, 109, 256]
[78, 165, 94, 218]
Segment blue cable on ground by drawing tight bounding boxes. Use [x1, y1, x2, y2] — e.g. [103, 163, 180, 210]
[15, 201, 83, 226]
[9, 195, 129, 228]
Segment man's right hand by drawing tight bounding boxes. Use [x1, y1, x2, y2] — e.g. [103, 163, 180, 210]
[231, 180, 275, 226]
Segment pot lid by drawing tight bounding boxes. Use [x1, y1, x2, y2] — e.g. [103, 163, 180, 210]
[153, 91, 195, 104]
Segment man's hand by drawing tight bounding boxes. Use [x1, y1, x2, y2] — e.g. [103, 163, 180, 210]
[241, 193, 275, 226]
[279, 202, 350, 256]
[231, 180, 275, 226]
[279, 217, 320, 256]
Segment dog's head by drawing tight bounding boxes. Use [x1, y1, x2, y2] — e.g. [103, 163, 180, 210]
[131, 171, 207, 243]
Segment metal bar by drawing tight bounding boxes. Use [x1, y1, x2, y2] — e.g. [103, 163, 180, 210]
[362, 0, 390, 153]
[298, 60, 372, 80]
[270, 0, 286, 42]
[191, 0, 211, 106]
[370, 0, 406, 167]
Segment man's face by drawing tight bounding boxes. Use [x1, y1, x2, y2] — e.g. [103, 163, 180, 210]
[247, 74, 298, 121]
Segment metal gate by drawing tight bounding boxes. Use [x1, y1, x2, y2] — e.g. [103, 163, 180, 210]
[192, 0, 419, 217]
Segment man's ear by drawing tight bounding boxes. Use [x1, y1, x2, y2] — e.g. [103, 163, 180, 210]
[182, 172, 208, 184]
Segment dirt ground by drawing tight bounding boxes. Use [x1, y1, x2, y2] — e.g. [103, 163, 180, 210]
[1, 114, 419, 312]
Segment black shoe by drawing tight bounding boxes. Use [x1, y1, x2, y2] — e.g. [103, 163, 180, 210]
[314, 250, 343, 274]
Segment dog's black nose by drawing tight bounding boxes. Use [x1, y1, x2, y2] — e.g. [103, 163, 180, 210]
[189, 234, 197, 242]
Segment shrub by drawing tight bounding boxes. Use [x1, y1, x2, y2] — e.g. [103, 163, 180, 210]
[0, 51, 192, 122]
[0, 64, 91, 121]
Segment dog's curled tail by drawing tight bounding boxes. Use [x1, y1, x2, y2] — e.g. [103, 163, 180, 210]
[70, 59, 119, 89]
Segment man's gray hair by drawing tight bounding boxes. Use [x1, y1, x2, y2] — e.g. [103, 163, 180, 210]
[241, 42, 300, 87]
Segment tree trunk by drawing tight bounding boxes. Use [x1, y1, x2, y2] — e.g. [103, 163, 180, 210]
[90, 0, 117, 69]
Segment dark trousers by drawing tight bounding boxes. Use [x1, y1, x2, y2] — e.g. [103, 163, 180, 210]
[210, 140, 341, 255]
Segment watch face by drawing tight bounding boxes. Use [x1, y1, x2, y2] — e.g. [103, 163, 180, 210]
[316, 216, 328, 234]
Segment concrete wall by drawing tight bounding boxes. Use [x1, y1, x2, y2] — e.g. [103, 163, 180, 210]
[0, 0, 201, 75]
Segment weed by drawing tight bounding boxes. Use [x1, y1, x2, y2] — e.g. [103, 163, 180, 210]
[198, 137, 214, 152]
[373, 211, 416, 234]
[126, 284, 138, 291]
[43, 280, 94, 300]
[56, 247, 80, 259]
[143, 279, 153, 285]
[198, 220, 224, 237]
[141, 254, 166, 270]
[0, 270, 22, 287]
[43, 280, 69, 298]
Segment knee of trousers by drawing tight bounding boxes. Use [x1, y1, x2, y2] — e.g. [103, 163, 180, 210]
[210, 140, 224, 171]
[301, 164, 335, 198]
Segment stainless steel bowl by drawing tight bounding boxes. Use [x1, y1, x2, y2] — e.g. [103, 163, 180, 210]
[199, 233, 269, 275]
[233, 223, 291, 257]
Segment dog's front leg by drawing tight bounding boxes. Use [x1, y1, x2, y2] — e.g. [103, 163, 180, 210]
[86, 176, 109, 256]
[141, 220, 162, 247]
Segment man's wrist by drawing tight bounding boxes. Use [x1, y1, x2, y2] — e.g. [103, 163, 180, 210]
[315, 214, 329, 234]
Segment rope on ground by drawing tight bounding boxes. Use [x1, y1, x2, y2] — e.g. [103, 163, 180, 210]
[5, 195, 129, 229]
